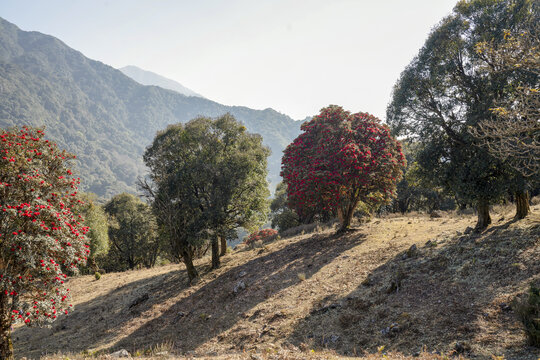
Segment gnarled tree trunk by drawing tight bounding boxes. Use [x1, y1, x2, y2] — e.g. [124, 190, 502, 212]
[211, 236, 220, 269]
[0, 292, 13, 360]
[181, 249, 198, 285]
[219, 235, 227, 256]
[475, 199, 491, 230]
[514, 190, 530, 220]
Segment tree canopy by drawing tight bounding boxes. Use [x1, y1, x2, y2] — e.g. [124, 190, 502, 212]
[141, 114, 270, 282]
[386, 0, 538, 228]
[0, 127, 89, 359]
[103, 193, 159, 271]
[281, 105, 405, 232]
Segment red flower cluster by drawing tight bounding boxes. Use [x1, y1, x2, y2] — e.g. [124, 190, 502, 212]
[244, 228, 278, 245]
[281, 106, 405, 228]
[0, 126, 89, 327]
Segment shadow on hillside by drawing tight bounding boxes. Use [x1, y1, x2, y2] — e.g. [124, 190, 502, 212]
[288, 221, 540, 358]
[14, 230, 364, 357]
[113, 231, 364, 354]
[13, 268, 190, 358]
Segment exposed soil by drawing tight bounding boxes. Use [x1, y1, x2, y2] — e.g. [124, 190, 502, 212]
[13, 205, 540, 360]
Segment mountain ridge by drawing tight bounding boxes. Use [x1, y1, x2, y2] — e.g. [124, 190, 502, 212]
[0, 17, 302, 197]
[119, 65, 204, 98]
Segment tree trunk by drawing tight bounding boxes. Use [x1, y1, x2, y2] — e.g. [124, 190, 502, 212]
[181, 250, 198, 284]
[0, 292, 13, 360]
[475, 199, 491, 230]
[514, 190, 530, 220]
[211, 236, 220, 269]
[338, 206, 354, 233]
[219, 235, 227, 257]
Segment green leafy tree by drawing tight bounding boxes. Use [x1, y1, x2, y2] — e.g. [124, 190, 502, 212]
[0, 127, 89, 359]
[104, 193, 159, 271]
[141, 114, 270, 281]
[79, 193, 109, 271]
[270, 182, 300, 231]
[471, 29, 539, 218]
[387, 0, 537, 228]
[281, 106, 405, 232]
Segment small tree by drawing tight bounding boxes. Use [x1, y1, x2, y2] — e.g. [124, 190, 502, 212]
[270, 182, 300, 232]
[80, 193, 109, 271]
[0, 127, 89, 359]
[142, 114, 270, 281]
[104, 193, 159, 271]
[281, 106, 405, 232]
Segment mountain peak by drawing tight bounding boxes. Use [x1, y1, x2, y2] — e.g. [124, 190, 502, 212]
[119, 65, 204, 98]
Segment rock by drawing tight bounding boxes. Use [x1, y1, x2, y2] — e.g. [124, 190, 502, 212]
[425, 240, 437, 247]
[237, 270, 247, 278]
[322, 334, 340, 345]
[464, 226, 474, 235]
[381, 323, 400, 336]
[129, 293, 149, 309]
[453, 341, 471, 354]
[233, 280, 246, 294]
[499, 302, 511, 312]
[155, 351, 169, 356]
[406, 244, 418, 258]
[111, 349, 131, 358]
[250, 354, 263, 360]
[430, 210, 443, 218]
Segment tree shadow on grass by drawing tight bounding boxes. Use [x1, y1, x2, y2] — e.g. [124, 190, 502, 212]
[13, 268, 189, 358]
[14, 230, 364, 357]
[113, 230, 364, 355]
[288, 221, 540, 359]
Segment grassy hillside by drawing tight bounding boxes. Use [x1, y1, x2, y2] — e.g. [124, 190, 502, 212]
[0, 17, 302, 197]
[13, 204, 540, 359]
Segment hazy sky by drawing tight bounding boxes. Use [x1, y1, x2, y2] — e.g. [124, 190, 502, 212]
[1, 0, 457, 120]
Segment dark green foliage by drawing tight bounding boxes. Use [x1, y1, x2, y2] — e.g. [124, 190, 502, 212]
[270, 182, 300, 231]
[393, 142, 456, 213]
[79, 193, 109, 270]
[142, 114, 270, 279]
[103, 193, 160, 271]
[386, 0, 538, 228]
[0, 17, 301, 197]
[514, 283, 540, 347]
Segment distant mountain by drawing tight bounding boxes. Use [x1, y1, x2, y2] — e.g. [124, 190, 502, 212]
[0, 17, 302, 198]
[119, 65, 204, 98]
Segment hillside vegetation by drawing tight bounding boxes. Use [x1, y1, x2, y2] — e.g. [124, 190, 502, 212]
[0, 17, 301, 197]
[13, 205, 540, 359]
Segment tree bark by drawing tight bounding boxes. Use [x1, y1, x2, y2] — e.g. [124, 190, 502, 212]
[475, 199, 491, 230]
[0, 292, 13, 360]
[181, 249, 198, 284]
[338, 206, 355, 233]
[219, 235, 227, 257]
[514, 190, 530, 220]
[211, 236, 220, 269]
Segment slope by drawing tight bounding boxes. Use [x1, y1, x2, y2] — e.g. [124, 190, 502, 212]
[13, 204, 540, 359]
[119, 65, 204, 98]
[0, 17, 302, 197]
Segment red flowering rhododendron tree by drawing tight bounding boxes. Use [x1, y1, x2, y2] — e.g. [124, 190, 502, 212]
[0, 127, 89, 359]
[281, 105, 405, 232]
[244, 228, 278, 245]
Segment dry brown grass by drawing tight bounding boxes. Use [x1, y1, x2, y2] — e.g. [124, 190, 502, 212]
[13, 204, 540, 360]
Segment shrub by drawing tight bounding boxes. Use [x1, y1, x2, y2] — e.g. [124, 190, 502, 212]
[514, 283, 540, 347]
[244, 228, 278, 245]
[94, 272, 101, 281]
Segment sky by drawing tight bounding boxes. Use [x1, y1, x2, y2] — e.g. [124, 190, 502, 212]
[1, 0, 458, 121]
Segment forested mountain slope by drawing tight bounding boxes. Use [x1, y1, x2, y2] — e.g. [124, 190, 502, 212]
[0, 17, 301, 197]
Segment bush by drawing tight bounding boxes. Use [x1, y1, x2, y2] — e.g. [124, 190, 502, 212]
[94, 272, 101, 281]
[514, 283, 540, 347]
[244, 229, 278, 245]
